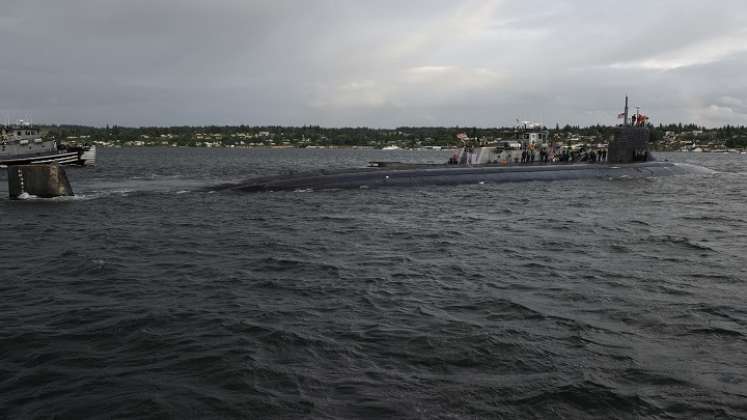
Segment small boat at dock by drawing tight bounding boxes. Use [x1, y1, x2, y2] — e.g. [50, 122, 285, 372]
[1, 121, 96, 168]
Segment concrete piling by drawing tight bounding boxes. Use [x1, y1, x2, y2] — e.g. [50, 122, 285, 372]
[7, 164, 74, 199]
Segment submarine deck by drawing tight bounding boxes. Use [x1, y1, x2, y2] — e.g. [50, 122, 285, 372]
[223, 161, 713, 193]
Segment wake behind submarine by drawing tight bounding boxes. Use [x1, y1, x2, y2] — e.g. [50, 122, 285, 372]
[222, 98, 714, 193]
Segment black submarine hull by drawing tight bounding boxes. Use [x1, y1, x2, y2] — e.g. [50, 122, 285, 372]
[221, 161, 714, 193]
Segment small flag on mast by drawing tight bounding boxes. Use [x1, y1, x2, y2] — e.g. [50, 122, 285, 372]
[617, 112, 626, 119]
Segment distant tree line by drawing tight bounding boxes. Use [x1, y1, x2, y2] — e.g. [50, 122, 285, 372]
[37, 123, 747, 148]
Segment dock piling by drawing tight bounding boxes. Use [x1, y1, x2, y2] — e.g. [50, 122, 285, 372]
[7, 164, 74, 199]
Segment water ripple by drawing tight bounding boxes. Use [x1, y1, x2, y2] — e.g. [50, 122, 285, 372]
[1, 149, 745, 418]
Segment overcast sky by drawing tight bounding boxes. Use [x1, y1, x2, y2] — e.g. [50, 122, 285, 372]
[2, 0, 747, 127]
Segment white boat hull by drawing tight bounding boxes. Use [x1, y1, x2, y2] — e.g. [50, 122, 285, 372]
[79, 145, 96, 166]
[0, 150, 90, 168]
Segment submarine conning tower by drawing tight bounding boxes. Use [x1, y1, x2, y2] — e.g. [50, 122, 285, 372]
[607, 96, 652, 164]
[608, 126, 651, 163]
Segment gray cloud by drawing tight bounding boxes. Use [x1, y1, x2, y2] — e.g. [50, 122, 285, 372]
[2, 0, 746, 127]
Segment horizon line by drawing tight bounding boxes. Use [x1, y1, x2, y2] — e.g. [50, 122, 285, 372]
[13, 121, 740, 130]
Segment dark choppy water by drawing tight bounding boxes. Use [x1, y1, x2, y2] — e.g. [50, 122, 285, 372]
[1, 148, 746, 419]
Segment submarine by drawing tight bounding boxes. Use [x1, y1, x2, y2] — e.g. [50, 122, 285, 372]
[223, 160, 712, 193]
[221, 98, 714, 193]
